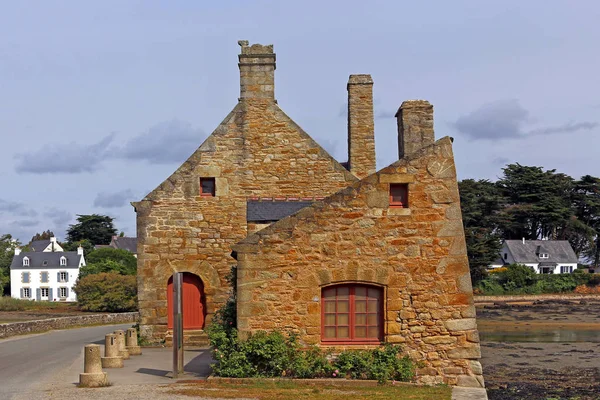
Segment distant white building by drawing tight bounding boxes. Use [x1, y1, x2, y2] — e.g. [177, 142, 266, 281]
[10, 237, 85, 302]
[490, 239, 579, 274]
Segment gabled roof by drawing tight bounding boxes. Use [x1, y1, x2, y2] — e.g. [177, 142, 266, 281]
[30, 240, 51, 252]
[111, 236, 137, 253]
[505, 240, 577, 264]
[247, 201, 313, 222]
[11, 252, 82, 270]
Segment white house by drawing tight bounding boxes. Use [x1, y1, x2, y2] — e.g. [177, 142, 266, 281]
[10, 237, 85, 302]
[489, 239, 578, 274]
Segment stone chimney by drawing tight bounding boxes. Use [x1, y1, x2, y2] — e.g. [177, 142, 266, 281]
[347, 74, 376, 179]
[238, 40, 276, 101]
[395, 100, 434, 159]
[14, 247, 21, 256]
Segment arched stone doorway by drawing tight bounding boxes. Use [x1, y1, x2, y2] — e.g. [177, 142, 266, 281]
[167, 273, 206, 330]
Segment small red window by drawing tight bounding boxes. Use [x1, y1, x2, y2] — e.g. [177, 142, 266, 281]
[200, 178, 216, 197]
[322, 284, 383, 343]
[390, 183, 408, 208]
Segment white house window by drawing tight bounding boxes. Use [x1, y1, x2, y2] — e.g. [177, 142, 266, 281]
[22, 272, 30, 283]
[59, 287, 68, 298]
[23, 257, 29, 266]
[41, 288, 49, 298]
[539, 253, 549, 259]
[40, 271, 49, 283]
[59, 271, 68, 282]
[60, 257, 67, 266]
[560, 266, 574, 274]
[22, 287, 31, 298]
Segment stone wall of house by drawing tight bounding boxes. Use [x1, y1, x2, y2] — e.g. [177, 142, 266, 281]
[233, 137, 484, 388]
[134, 43, 359, 341]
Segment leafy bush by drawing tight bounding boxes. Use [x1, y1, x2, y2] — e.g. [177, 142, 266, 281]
[73, 272, 137, 312]
[497, 264, 536, 290]
[207, 322, 414, 382]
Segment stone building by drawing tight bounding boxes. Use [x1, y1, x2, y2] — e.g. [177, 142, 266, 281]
[134, 41, 483, 387]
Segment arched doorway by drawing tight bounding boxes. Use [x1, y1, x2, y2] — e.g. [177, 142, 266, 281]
[167, 273, 206, 330]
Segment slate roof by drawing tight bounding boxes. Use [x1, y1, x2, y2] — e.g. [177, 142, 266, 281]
[30, 240, 51, 252]
[247, 201, 313, 222]
[111, 236, 137, 253]
[505, 240, 578, 264]
[11, 251, 82, 270]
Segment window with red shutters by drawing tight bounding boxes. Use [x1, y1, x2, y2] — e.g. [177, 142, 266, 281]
[321, 284, 383, 343]
[390, 183, 408, 208]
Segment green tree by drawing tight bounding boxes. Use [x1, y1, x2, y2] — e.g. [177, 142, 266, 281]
[458, 179, 503, 283]
[79, 248, 137, 278]
[61, 239, 95, 255]
[496, 164, 573, 240]
[572, 175, 600, 266]
[73, 272, 137, 312]
[0, 234, 21, 295]
[66, 214, 117, 245]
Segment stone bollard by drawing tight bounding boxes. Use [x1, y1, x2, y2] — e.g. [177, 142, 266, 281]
[79, 344, 108, 387]
[114, 330, 130, 360]
[101, 333, 124, 368]
[126, 328, 142, 356]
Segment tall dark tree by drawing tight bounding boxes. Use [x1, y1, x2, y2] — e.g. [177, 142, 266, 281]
[30, 230, 55, 243]
[458, 179, 504, 283]
[496, 164, 573, 240]
[572, 175, 600, 266]
[0, 234, 21, 295]
[66, 214, 117, 245]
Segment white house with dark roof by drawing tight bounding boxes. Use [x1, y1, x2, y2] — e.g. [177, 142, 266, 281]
[490, 239, 578, 274]
[10, 237, 85, 302]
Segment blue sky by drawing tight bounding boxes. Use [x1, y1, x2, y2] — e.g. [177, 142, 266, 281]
[1, 1, 598, 242]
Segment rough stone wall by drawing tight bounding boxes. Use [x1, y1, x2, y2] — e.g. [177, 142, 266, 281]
[347, 75, 376, 179]
[233, 137, 484, 388]
[134, 53, 358, 340]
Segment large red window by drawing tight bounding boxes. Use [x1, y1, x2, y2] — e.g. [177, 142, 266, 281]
[322, 285, 383, 343]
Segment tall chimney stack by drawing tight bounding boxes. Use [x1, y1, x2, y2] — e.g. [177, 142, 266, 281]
[238, 40, 276, 101]
[395, 100, 434, 159]
[347, 74, 376, 179]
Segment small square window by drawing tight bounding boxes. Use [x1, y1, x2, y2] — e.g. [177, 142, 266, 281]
[59, 271, 68, 282]
[200, 178, 216, 197]
[59, 287, 68, 298]
[41, 288, 49, 298]
[390, 184, 408, 208]
[22, 288, 31, 298]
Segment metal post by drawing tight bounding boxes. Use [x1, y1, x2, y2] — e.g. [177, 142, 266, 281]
[172, 272, 184, 378]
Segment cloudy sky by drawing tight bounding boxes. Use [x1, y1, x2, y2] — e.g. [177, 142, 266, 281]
[1, 1, 598, 242]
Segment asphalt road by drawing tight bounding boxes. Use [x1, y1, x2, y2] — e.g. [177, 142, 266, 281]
[0, 323, 133, 400]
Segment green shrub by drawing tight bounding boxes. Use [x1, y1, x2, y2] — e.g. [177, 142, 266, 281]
[73, 272, 137, 312]
[497, 264, 536, 290]
[207, 321, 414, 382]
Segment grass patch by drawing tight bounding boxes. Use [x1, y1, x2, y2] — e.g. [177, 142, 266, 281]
[0, 296, 79, 312]
[168, 380, 451, 400]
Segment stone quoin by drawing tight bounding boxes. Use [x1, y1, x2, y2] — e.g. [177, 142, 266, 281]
[133, 40, 484, 388]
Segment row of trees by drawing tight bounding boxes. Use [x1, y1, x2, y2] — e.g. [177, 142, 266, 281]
[460, 163, 600, 283]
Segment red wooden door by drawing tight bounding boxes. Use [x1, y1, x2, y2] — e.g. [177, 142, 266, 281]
[167, 273, 206, 329]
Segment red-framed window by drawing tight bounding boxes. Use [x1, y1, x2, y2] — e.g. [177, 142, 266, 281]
[322, 284, 383, 343]
[200, 177, 216, 197]
[390, 183, 408, 208]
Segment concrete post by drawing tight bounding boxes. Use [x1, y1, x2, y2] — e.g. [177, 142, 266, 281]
[126, 328, 142, 356]
[114, 330, 130, 360]
[79, 344, 108, 387]
[101, 333, 124, 368]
